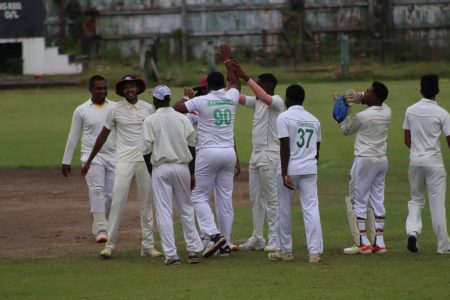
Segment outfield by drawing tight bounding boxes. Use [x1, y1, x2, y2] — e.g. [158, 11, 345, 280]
[1, 80, 450, 299]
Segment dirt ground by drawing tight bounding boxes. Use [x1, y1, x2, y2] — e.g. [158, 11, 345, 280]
[0, 168, 250, 258]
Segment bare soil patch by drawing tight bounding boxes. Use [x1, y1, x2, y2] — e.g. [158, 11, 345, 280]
[0, 168, 249, 258]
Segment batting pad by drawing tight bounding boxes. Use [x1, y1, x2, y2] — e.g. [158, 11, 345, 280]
[345, 195, 360, 246]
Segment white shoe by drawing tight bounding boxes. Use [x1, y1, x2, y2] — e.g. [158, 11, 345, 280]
[264, 245, 277, 252]
[343, 245, 372, 255]
[100, 247, 114, 259]
[95, 231, 108, 243]
[308, 253, 321, 263]
[140, 247, 163, 257]
[268, 251, 293, 261]
[238, 237, 265, 251]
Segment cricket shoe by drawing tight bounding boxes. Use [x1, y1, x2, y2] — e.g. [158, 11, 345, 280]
[343, 245, 372, 255]
[268, 251, 293, 261]
[100, 247, 114, 259]
[140, 247, 163, 257]
[407, 234, 419, 253]
[202, 234, 226, 258]
[264, 245, 277, 252]
[308, 253, 321, 264]
[95, 231, 108, 243]
[238, 237, 265, 251]
[219, 245, 231, 257]
[187, 252, 200, 264]
[373, 245, 387, 254]
[165, 256, 181, 266]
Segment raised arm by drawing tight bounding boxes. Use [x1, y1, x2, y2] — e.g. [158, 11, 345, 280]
[173, 87, 194, 113]
[219, 44, 240, 92]
[232, 60, 274, 106]
[81, 127, 111, 176]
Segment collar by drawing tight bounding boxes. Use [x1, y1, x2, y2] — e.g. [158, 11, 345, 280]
[156, 107, 174, 113]
[125, 99, 140, 109]
[288, 105, 304, 110]
[420, 98, 437, 104]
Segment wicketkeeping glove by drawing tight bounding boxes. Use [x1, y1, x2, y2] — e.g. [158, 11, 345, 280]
[344, 90, 363, 105]
[332, 95, 349, 124]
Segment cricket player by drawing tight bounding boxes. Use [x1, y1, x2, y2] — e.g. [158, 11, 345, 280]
[143, 85, 203, 265]
[62, 75, 116, 243]
[404, 74, 450, 254]
[268, 84, 323, 263]
[173, 44, 241, 257]
[82, 75, 162, 259]
[231, 61, 283, 252]
[337, 81, 391, 255]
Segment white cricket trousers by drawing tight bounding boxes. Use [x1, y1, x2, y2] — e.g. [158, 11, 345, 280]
[105, 161, 156, 250]
[152, 163, 203, 258]
[248, 151, 279, 246]
[82, 154, 115, 235]
[276, 174, 323, 254]
[191, 147, 236, 244]
[350, 156, 387, 219]
[406, 165, 450, 253]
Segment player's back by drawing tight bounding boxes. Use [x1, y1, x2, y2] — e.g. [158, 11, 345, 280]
[185, 89, 240, 150]
[405, 98, 450, 164]
[277, 105, 321, 175]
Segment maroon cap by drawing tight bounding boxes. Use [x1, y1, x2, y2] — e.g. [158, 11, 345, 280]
[193, 75, 208, 91]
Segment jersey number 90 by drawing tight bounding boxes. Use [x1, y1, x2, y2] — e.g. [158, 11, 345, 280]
[213, 108, 232, 126]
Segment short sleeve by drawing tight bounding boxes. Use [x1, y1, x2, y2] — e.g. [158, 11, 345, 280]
[142, 118, 154, 155]
[270, 95, 285, 112]
[277, 115, 289, 139]
[244, 96, 257, 109]
[316, 123, 322, 142]
[442, 113, 450, 137]
[185, 118, 197, 147]
[185, 98, 200, 113]
[225, 88, 240, 103]
[104, 106, 115, 130]
[402, 110, 410, 130]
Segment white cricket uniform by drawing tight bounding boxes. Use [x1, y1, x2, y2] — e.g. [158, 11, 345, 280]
[143, 107, 203, 259]
[276, 105, 323, 254]
[184, 88, 240, 245]
[62, 98, 116, 235]
[403, 98, 450, 253]
[243, 95, 284, 247]
[103, 99, 156, 251]
[340, 103, 391, 220]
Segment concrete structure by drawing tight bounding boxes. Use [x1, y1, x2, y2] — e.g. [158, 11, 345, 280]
[0, 1, 82, 75]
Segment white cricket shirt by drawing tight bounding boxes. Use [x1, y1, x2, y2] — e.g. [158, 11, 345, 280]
[403, 98, 450, 166]
[340, 103, 391, 157]
[104, 99, 154, 163]
[62, 99, 116, 165]
[244, 95, 284, 152]
[143, 107, 196, 166]
[184, 88, 240, 149]
[277, 105, 321, 175]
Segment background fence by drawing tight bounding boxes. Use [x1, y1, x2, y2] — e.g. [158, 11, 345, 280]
[42, 0, 450, 63]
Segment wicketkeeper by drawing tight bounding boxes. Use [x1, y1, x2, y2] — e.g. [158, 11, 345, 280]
[333, 82, 391, 255]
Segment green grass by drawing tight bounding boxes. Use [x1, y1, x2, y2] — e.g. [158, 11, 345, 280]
[2, 79, 450, 299]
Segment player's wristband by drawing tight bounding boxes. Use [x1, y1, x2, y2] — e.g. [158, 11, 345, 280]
[223, 59, 232, 64]
[182, 96, 189, 101]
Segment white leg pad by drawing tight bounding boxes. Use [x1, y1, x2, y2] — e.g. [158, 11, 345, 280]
[345, 195, 359, 245]
[367, 206, 376, 245]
